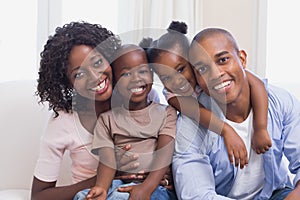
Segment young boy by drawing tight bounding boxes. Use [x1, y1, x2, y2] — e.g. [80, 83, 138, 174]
[85, 44, 178, 200]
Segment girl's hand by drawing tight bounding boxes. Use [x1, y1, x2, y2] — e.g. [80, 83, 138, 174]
[251, 128, 272, 154]
[223, 124, 248, 169]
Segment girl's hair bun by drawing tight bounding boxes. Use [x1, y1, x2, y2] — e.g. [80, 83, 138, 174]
[167, 21, 187, 34]
[139, 37, 154, 50]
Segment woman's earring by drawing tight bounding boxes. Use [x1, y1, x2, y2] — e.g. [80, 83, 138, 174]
[71, 88, 77, 108]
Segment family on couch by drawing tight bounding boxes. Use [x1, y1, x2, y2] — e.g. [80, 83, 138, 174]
[31, 20, 300, 200]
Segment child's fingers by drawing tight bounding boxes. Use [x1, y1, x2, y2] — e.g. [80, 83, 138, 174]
[238, 149, 248, 169]
[86, 189, 97, 198]
[232, 150, 240, 167]
[117, 185, 133, 192]
[227, 150, 234, 164]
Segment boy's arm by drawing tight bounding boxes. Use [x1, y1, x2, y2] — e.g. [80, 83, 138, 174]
[245, 70, 272, 153]
[117, 135, 175, 198]
[141, 135, 175, 192]
[86, 147, 116, 199]
[168, 96, 248, 168]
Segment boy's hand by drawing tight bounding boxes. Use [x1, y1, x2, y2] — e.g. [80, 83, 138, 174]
[118, 184, 151, 200]
[223, 124, 248, 169]
[251, 129, 272, 154]
[86, 186, 106, 200]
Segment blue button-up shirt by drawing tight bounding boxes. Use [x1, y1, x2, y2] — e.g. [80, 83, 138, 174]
[173, 81, 300, 200]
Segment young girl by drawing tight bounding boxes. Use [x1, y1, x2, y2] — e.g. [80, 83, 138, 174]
[82, 44, 178, 200]
[31, 21, 170, 200]
[141, 21, 272, 168]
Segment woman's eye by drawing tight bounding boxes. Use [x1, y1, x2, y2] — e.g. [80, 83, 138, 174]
[94, 58, 103, 67]
[177, 66, 185, 73]
[74, 72, 84, 79]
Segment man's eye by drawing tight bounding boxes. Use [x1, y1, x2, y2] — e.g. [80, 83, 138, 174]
[219, 57, 229, 64]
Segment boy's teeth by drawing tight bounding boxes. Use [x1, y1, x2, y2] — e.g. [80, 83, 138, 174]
[214, 81, 230, 90]
[131, 87, 143, 93]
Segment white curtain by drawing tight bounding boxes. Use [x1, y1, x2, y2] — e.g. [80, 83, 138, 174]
[117, 0, 202, 44]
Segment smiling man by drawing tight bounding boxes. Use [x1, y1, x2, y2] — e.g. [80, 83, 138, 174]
[172, 28, 300, 200]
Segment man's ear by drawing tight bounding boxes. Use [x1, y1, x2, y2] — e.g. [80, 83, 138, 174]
[238, 50, 247, 69]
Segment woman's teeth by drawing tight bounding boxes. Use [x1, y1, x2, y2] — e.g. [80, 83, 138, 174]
[92, 80, 106, 91]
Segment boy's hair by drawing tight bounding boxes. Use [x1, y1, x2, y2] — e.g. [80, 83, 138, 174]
[111, 44, 154, 83]
[139, 21, 190, 63]
[37, 21, 121, 116]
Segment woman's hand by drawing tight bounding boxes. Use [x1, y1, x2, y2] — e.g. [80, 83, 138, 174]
[114, 144, 174, 190]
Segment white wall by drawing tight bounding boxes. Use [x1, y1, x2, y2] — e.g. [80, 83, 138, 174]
[200, 0, 266, 77]
[0, 0, 268, 82]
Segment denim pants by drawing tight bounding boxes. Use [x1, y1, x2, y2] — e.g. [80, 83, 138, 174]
[269, 186, 293, 200]
[73, 180, 177, 200]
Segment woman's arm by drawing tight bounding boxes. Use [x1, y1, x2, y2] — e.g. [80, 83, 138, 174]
[31, 176, 96, 200]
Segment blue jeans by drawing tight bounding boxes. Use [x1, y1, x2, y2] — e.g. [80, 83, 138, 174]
[74, 180, 177, 200]
[269, 186, 293, 200]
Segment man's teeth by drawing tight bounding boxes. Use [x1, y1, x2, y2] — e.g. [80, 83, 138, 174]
[214, 81, 230, 90]
[131, 87, 143, 93]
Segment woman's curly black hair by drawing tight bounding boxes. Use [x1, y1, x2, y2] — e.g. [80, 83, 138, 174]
[36, 21, 121, 116]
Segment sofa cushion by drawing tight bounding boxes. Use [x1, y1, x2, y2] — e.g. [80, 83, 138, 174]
[0, 189, 30, 200]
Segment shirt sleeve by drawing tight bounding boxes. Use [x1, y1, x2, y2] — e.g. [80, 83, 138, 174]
[148, 87, 161, 104]
[162, 88, 180, 101]
[157, 105, 177, 138]
[172, 115, 234, 200]
[270, 85, 300, 186]
[33, 112, 72, 182]
[91, 112, 115, 155]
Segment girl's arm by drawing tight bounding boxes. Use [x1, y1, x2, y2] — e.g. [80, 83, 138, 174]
[245, 70, 272, 153]
[168, 96, 248, 168]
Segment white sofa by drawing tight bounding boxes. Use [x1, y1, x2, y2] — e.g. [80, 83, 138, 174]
[0, 79, 298, 199]
[0, 80, 71, 200]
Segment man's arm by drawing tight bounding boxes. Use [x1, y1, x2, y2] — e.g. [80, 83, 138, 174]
[276, 87, 300, 186]
[172, 115, 234, 200]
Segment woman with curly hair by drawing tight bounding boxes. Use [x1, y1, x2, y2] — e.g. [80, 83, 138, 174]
[31, 21, 173, 200]
[31, 21, 123, 200]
